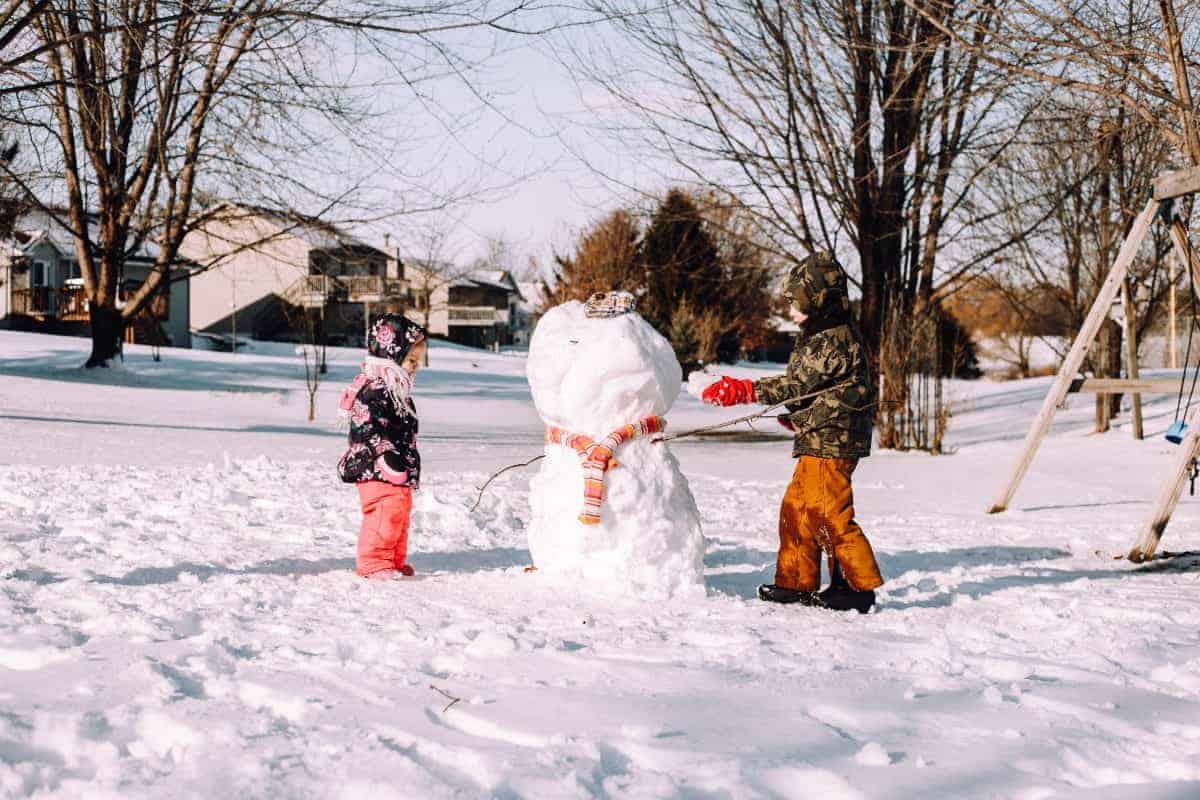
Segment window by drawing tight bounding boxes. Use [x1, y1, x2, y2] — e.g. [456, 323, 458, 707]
[31, 261, 47, 286]
[69, 262, 81, 280]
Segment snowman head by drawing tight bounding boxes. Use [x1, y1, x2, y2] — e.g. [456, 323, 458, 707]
[527, 293, 682, 437]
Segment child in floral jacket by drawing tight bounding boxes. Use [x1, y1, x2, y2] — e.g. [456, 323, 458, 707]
[338, 314, 427, 579]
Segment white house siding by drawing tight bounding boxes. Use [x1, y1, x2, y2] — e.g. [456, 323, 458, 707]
[181, 214, 310, 338]
[166, 272, 190, 346]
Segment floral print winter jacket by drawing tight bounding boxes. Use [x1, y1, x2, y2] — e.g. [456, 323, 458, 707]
[337, 378, 421, 487]
[338, 312, 426, 486]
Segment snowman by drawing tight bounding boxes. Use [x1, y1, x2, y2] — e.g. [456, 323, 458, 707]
[525, 291, 705, 598]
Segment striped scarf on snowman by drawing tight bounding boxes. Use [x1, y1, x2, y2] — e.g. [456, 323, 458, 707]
[545, 416, 666, 525]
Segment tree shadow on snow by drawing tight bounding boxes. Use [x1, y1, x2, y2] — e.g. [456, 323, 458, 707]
[878, 546, 1072, 576]
[410, 547, 531, 573]
[705, 545, 1078, 601]
[704, 545, 776, 599]
[884, 551, 1200, 610]
[0, 413, 343, 440]
[0, 350, 310, 394]
[1018, 499, 1148, 513]
[92, 556, 357, 585]
[90, 547, 533, 586]
[4, 567, 68, 585]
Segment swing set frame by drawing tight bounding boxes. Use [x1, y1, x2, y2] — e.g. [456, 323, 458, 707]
[988, 165, 1200, 563]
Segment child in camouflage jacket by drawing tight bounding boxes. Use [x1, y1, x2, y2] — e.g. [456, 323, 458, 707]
[702, 253, 884, 612]
[338, 313, 427, 579]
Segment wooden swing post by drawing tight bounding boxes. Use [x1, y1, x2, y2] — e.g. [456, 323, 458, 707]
[988, 165, 1200, 561]
[1129, 405, 1200, 562]
[1121, 278, 1144, 440]
[1126, 212, 1200, 562]
[987, 198, 1159, 514]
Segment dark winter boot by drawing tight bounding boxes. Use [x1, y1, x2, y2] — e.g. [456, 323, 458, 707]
[818, 563, 876, 614]
[758, 584, 819, 605]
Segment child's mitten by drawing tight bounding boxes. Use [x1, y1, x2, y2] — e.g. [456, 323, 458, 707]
[377, 451, 410, 484]
[701, 376, 757, 406]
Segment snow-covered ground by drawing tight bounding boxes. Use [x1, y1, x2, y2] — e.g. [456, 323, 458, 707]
[2, 330, 1200, 799]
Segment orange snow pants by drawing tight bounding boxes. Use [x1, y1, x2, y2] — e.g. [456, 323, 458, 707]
[775, 456, 884, 592]
[356, 482, 413, 577]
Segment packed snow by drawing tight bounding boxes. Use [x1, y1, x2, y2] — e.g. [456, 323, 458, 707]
[525, 301, 705, 598]
[2, 329, 1200, 798]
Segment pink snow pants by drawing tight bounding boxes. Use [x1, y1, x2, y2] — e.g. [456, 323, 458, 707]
[356, 482, 413, 577]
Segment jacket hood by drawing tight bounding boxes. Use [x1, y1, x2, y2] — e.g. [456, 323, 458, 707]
[783, 252, 851, 319]
[368, 313, 426, 364]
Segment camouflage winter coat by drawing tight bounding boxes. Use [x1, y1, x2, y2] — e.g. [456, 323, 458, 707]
[753, 254, 875, 459]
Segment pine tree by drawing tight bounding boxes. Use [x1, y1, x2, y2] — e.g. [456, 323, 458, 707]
[549, 210, 642, 304]
[639, 190, 722, 336]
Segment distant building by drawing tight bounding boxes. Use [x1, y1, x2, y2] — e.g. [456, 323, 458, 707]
[404, 262, 523, 350]
[512, 281, 547, 347]
[761, 315, 801, 362]
[0, 207, 190, 346]
[181, 204, 403, 347]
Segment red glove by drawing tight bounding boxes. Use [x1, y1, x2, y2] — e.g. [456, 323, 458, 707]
[701, 376, 757, 407]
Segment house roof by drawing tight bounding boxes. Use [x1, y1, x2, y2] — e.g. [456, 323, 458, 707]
[213, 202, 389, 258]
[8, 207, 161, 264]
[467, 269, 519, 292]
[404, 259, 520, 295]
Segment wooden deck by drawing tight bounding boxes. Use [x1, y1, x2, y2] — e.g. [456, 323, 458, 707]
[11, 287, 90, 321]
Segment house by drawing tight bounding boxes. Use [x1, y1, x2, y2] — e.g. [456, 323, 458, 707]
[404, 262, 523, 350]
[512, 281, 546, 347]
[0, 207, 190, 346]
[181, 204, 403, 347]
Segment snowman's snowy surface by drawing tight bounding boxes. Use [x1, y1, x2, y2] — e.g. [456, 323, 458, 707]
[686, 369, 719, 399]
[526, 300, 681, 438]
[525, 301, 705, 597]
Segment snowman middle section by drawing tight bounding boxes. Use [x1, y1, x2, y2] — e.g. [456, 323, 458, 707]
[528, 432, 705, 598]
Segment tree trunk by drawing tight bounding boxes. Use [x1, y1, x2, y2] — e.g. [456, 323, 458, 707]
[86, 304, 125, 367]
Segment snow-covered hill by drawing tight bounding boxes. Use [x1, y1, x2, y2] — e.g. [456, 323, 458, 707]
[2, 331, 1199, 798]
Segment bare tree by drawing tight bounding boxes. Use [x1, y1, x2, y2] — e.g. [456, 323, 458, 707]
[975, 91, 1176, 430]
[404, 224, 482, 364]
[547, 208, 643, 304]
[909, 0, 1200, 168]
[2, 0, 601, 367]
[577, 0, 1028, 350]
[574, 0, 1035, 449]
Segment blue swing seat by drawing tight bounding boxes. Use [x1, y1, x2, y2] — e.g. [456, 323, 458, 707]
[1166, 420, 1188, 444]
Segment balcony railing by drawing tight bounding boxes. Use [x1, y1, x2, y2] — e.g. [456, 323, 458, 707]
[342, 275, 405, 301]
[11, 287, 90, 321]
[448, 306, 510, 326]
[287, 275, 405, 308]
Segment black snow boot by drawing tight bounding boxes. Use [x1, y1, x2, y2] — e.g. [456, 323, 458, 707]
[818, 564, 876, 614]
[758, 584, 819, 605]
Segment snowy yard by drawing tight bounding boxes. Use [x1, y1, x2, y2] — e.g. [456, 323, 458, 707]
[2, 330, 1200, 799]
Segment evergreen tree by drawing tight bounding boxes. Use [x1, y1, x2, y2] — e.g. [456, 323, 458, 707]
[639, 189, 722, 336]
[549, 210, 642, 304]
